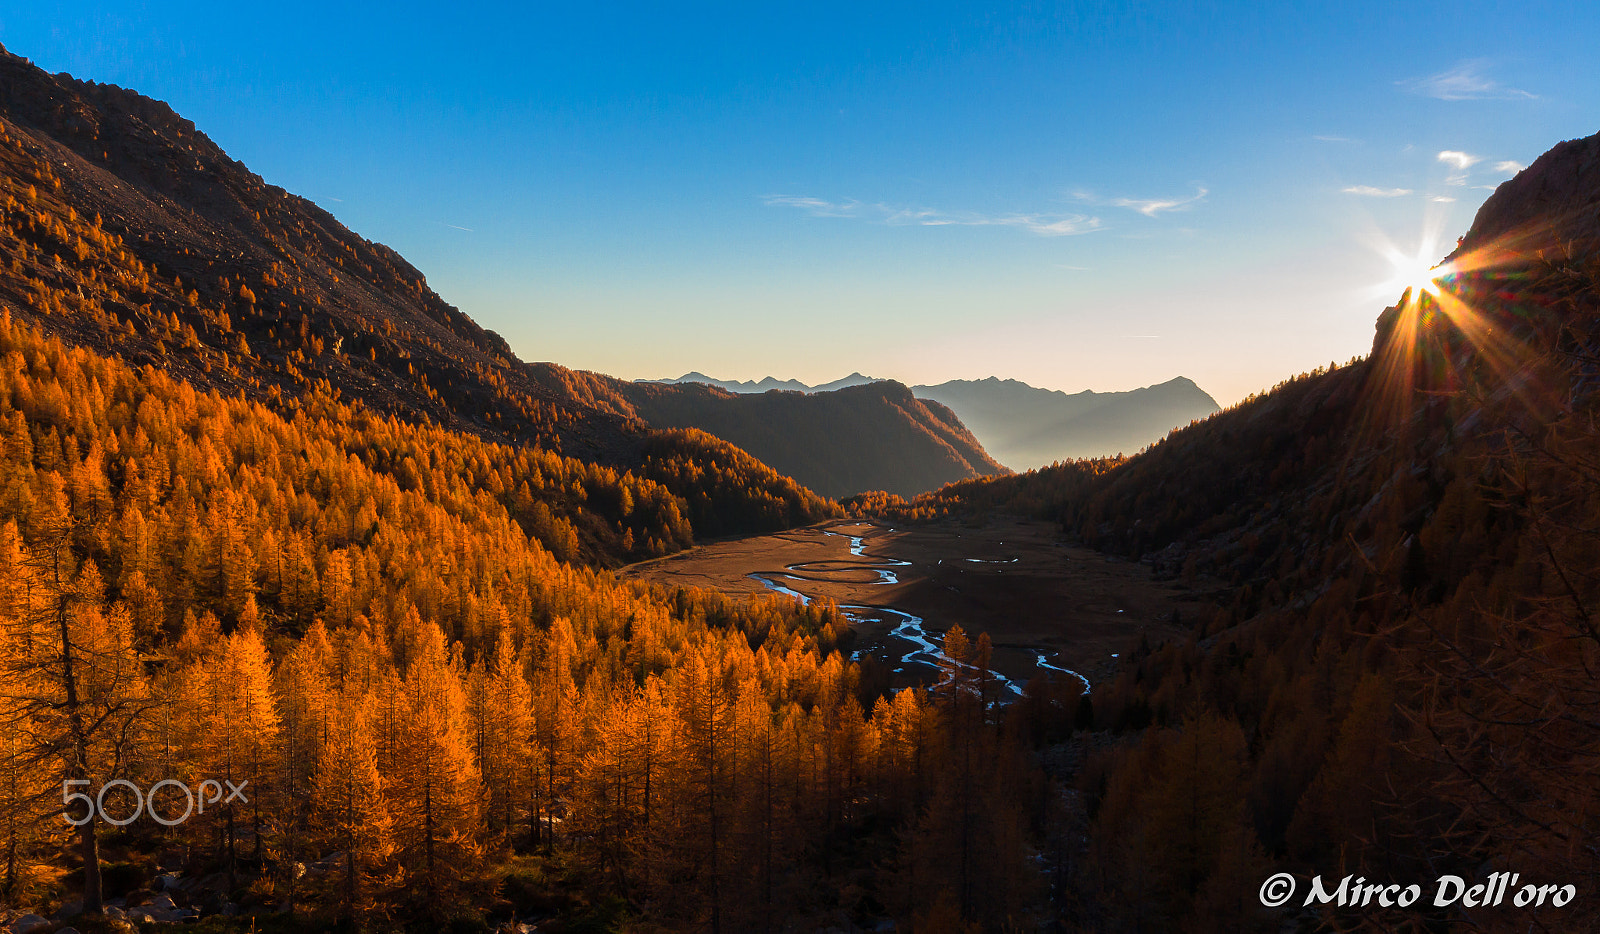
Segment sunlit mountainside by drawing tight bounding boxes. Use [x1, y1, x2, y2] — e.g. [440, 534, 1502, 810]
[0, 47, 1040, 933]
[0, 41, 993, 531]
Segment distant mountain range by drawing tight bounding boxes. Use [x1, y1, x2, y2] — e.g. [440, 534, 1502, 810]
[645, 371, 881, 394]
[646, 372, 1222, 470]
[912, 376, 1221, 470]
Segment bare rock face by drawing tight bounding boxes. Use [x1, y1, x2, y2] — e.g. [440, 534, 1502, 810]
[1451, 130, 1600, 261]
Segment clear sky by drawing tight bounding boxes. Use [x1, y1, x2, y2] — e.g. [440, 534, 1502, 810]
[4, 2, 1597, 405]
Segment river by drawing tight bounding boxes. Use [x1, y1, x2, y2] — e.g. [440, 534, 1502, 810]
[749, 528, 1091, 699]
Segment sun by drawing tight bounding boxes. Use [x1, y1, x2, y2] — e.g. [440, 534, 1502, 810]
[1378, 242, 1448, 304]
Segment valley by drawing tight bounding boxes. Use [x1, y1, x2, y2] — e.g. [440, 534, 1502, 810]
[1, 18, 1597, 931]
[621, 517, 1197, 693]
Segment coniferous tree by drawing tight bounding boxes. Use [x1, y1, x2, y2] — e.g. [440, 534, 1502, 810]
[385, 621, 481, 914]
[311, 691, 391, 918]
[0, 523, 150, 916]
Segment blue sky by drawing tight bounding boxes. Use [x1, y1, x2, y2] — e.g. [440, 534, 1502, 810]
[4, 2, 1597, 404]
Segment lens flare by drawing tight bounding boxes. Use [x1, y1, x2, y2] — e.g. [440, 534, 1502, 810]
[1362, 222, 1557, 438]
[1377, 241, 1448, 305]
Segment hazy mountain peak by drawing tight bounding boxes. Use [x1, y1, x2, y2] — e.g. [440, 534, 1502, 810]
[912, 375, 1221, 470]
[642, 372, 882, 393]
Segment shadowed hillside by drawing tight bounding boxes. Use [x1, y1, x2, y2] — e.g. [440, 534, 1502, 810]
[859, 131, 1600, 931]
[645, 368, 1217, 478]
[616, 379, 1006, 498]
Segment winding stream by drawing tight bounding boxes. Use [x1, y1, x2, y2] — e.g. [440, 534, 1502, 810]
[748, 527, 1093, 699]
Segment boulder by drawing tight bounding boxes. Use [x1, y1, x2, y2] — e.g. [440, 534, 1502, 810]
[9, 915, 50, 934]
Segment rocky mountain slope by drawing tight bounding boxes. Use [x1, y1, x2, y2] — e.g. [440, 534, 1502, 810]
[0, 43, 636, 457]
[1448, 130, 1600, 259]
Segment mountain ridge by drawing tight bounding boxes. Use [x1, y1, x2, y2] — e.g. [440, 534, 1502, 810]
[640, 369, 1223, 470]
[615, 378, 1005, 498]
[0, 43, 1001, 525]
[643, 371, 881, 394]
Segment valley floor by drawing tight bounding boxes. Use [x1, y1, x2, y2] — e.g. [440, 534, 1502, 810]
[621, 517, 1197, 693]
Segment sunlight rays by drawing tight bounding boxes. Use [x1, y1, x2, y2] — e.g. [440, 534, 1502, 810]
[1376, 241, 1448, 304]
[1366, 220, 1562, 432]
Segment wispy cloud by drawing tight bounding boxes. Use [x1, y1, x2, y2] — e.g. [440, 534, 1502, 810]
[1431, 196, 1456, 203]
[976, 215, 1102, 235]
[762, 195, 1102, 237]
[1438, 150, 1480, 186]
[1069, 186, 1208, 217]
[441, 222, 474, 232]
[1312, 135, 1353, 143]
[1401, 60, 1536, 101]
[1493, 160, 1526, 174]
[1113, 188, 1208, 217]
[761, 196, 864, 218]
[1343, 185, 1412, 197]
